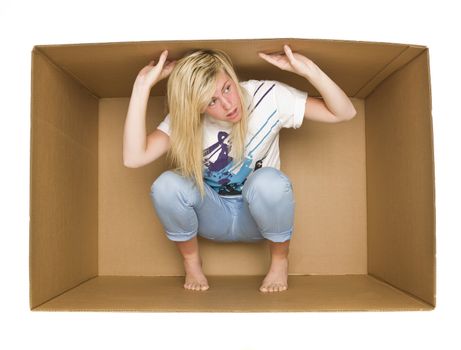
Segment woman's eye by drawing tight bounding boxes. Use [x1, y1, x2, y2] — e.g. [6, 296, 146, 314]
[208, 85, 230, 106]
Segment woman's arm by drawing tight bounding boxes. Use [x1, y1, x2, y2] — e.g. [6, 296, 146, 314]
[123, 50, 176, 167]
[123, 84, 151, 167]
[258, 45, 356, 122]
[301, 62, 357, 121]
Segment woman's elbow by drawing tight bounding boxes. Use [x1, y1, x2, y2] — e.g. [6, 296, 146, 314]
[344, 105, 357, 120]
[349, 109, 357, 120]
[123, 156, 141, 168]
[124, 162, 137, 168]
[123, 160, 138, 168]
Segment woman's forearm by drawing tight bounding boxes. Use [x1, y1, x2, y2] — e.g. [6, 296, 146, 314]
[123, 84, 151, 167]
[303, 63, 356, 119]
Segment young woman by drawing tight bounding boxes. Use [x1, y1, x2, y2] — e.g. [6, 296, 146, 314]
[123, 45, 356, 293]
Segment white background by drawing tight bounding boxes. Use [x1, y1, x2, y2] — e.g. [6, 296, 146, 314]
[1, 0, 459, 349]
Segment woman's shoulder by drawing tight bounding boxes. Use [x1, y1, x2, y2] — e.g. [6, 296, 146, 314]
[240, 79, 282, 91]
[240, 79, 264, 87]
[239, 79, 271, 96]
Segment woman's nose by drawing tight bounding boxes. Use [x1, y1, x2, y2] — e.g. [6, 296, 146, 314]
[222, 97, 232, 109]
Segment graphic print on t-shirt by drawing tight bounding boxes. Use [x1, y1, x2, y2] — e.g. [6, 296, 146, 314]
[203, 82, 280, 196]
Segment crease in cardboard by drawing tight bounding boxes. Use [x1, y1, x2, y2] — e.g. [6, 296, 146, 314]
[354, 45, 411, 97]
[31, 276, 98, 311]
[35, 117, 98, 157]
[32, 47, 100, 99]
[368, 273, 434, 309]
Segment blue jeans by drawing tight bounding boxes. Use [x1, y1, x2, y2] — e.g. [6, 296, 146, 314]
[149, 167, 295, 243]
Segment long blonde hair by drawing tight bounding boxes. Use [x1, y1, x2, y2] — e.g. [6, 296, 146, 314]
[165, 48, 249, 200]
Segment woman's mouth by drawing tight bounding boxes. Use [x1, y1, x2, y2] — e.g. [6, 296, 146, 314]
[226, 107, 238, 119]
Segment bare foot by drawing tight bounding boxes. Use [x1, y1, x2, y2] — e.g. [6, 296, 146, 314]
[183, 256, 209, 291]
[259, 257, 288, 293]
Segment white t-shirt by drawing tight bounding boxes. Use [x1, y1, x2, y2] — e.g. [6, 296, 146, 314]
[157, 79, 308, 196]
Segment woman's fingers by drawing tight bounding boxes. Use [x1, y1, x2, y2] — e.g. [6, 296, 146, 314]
[259, 51, 285, 63]
[157, 49, 168, 67]
[258, 46, 303, 74]
[258, 52, 268, 59]
[258, 52, 276, 64]
[283, 44, 295, 63]
[147, 50, 168, 67]
[259, 53, 284, 70]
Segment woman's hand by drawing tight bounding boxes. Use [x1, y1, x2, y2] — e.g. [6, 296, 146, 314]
[258, 44, 319, 79]
[134, 49, 177, 90]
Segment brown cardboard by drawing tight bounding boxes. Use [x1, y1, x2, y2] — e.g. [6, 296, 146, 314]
[30, 38, 436, 311]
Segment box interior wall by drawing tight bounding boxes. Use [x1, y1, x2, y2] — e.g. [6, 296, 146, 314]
[30, 38, 435, 311]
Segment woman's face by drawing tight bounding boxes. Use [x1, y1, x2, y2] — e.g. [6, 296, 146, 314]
[202, 69, 242, 123]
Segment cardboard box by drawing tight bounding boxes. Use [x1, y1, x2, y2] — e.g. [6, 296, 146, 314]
[29, 38, 436, 312]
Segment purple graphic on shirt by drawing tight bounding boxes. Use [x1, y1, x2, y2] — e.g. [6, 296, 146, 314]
[203, 131, 241, 194]
[203, 130, 259, 195]
[203, 131, 231, 172]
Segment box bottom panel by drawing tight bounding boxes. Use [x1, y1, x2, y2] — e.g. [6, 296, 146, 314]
[33, 274, 432, 312]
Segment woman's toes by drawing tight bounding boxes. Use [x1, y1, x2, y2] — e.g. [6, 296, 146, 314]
[259, 281, 288, 292]
[184, 281, 208, 291]
[270, 283, 287, 292]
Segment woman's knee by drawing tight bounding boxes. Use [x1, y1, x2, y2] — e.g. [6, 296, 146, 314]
[242, 167, 293, 203]
[150, 170, 199, 205]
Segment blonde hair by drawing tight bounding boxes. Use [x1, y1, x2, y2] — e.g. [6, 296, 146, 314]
[165, 48, 249, 200]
